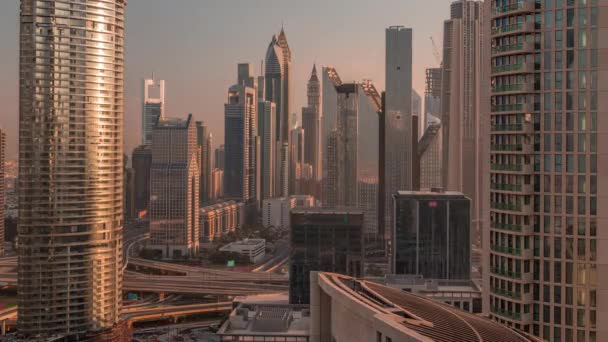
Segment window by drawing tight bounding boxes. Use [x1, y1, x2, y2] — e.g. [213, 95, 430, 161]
[377, 332, 382, 342]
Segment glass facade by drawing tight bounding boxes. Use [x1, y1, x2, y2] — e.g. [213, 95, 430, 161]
[289, 210, 363, 305]
[393, 191, 471, 280]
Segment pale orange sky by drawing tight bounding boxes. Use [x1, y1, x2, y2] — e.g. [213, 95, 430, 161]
[0, 0, 452, 159]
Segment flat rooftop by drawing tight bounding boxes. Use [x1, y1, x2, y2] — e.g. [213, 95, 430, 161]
[217, 303, 310, 338]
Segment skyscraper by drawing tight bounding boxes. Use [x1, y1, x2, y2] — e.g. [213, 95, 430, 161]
[302, 64, 321, 183]
[392, 190, 471, 280]
[265, 28, 292, 197]
[149, 114, 199, 258]
[425, 67, 443, 130]
[290, 125, 305, 194]
[132, 144, 152, 215]
[215, 145, 225, 170]
[17, 0, 126, 337]
[320, 66, 342, 191]
[418, 121, 443, 190]
[384, 26, 414, 241]
[258, 100, 276, 201]
[196, 121, 213, 205]
[224, 66, 257, 202]
[290, 209, 364, 304]
[412, 89, 423, 135]
[441, 0, 484, 247]
[142, 77, 165, 145]
[0, 129, 4, 256]
[484, 0, 606, 340]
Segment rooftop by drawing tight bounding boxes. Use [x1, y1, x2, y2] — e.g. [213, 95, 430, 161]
[318, 272, 539, 342]
[395, 190, 468, 198]
[217, 303, 310, 338]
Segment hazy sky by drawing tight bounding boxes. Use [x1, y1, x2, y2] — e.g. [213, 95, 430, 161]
[0, 0, 451, 159]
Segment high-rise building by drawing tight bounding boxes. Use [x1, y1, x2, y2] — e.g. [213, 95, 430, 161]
[124, 155, 136, 220]
[425, 67, 443, 130]
[418, 121, 443, 190]
[17, 0, 126, 337]
[320, 66, 342, 189]
[0, 129, 4, 256]
[412, 89, 423, 135]
[149, 114, 199, 258]
[224, 66, 257, 203]
[384, 26, 413, 242]
[336, 83, 359, 207]
[484, 0, 606, 339]
[289, 125, 305, 194]
[196, 121, 213, 205]
[142, 77, 165, 145]
[265, 29, 292, 198]
[302, 64, 321, 183]
[210, 168, 224, 200]
[132, 144, 152, 215]
[392, 190, 471, 280]
[322, 130, 340, 207]
[258, 100, 276, 201]
[441, 0, 484, 248]
[289, 209, 364, 304]
[215, 145, 225, 170]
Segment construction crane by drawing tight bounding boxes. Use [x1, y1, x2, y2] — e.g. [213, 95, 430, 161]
[430, 36, 442, 67]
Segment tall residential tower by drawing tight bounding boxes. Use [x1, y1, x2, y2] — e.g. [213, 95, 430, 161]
[18, 0, 126, 337]
[142, 77, 165, 145]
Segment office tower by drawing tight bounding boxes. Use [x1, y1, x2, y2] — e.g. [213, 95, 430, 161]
[323, 130, 339, 207]
[392, 190, 470, 280]
[196, 121, 213, 205]
[17, 0, 126, 337]
[124, 155, 135, 220]
[302, 65, 321, 183]
[215, 145, 225, 170]
[0, 129, 4, 256]
[258, 100, 276, 201]
[290, 125, 305, 194]
[142, 77, 165, 145]
[425, 67, 443, 130]
[320, 66, 342, 188]
[412, 89, 423, 135]
[418, 121, 443, 190]
[359, 176, 378, 238]
[337, 83, 359, 206]
[290, 209, 363, 304]
[224, 68, 257, 202]
[132, 144, 152, 215]
[210, 168, 224, 200]
[441, 0, 484, 249]
[150, 114, 199, 259]
[384, 26, 413, 241]
[265, 29, 292, 197]
[484, 1, 606, 340]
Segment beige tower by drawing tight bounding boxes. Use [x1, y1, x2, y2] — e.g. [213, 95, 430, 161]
[484, 0, 607, 340]
[17, 0, 126, 338]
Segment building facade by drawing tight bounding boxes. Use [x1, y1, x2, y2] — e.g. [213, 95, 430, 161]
[418, 122, 443, 190]
[142, 77, 165, 145]
[425, 67, 443, 130]
[149, 115, 200, 258]
[17, 0, 126, 337]
[484, 0, 607, 340]
[196, 121, 213, 205]
[384, 26, 414, 241]
[224, 73, 257, 202]
[258, 99, 276, 201]
[441, 0, 485, 249]
[262, 197, 296, 230]
[0, 129, 4, 256]
[199, 200, 244, 243]
[302, 65, 321, 184]
[392, 191, 471, 280]
[132, 144, 152, 216]
[219, 239, 266, 263]
[215, 145, 225, 170]
[290, 209, 364, 304]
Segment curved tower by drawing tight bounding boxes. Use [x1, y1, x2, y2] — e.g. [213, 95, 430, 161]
[18, 0, 126, 337]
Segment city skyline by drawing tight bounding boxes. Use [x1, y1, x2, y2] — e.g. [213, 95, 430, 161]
[0, 0, 451, 159]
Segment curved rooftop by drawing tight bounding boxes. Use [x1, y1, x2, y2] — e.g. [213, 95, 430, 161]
[317, 272, 539, 342]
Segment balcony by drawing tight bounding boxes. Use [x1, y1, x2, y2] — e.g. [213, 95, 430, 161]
[492, 61, 535, 76]
[491, 101, 534, 113]
[492, 81, 534, 94]
[491, 143, 522, 152]
[491, 244, 522, 256]
[491, 21, 535, 37]
[491, 183, 522, 192]
[491, 202, 522, 212]
[491, 222, 533, 235]
[491, 287, 521, 300]
[490, 267, 521, 280]
[492, 1, 535, 17]
[492, 41, 535, 56]
[491, 163, 532, 173]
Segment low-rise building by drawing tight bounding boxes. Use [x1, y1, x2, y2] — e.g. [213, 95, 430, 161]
[199, 200, 245, 243]
[219, 238, 266, 263]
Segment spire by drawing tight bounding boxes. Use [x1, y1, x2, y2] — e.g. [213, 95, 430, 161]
[309, 64, 319, 82]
